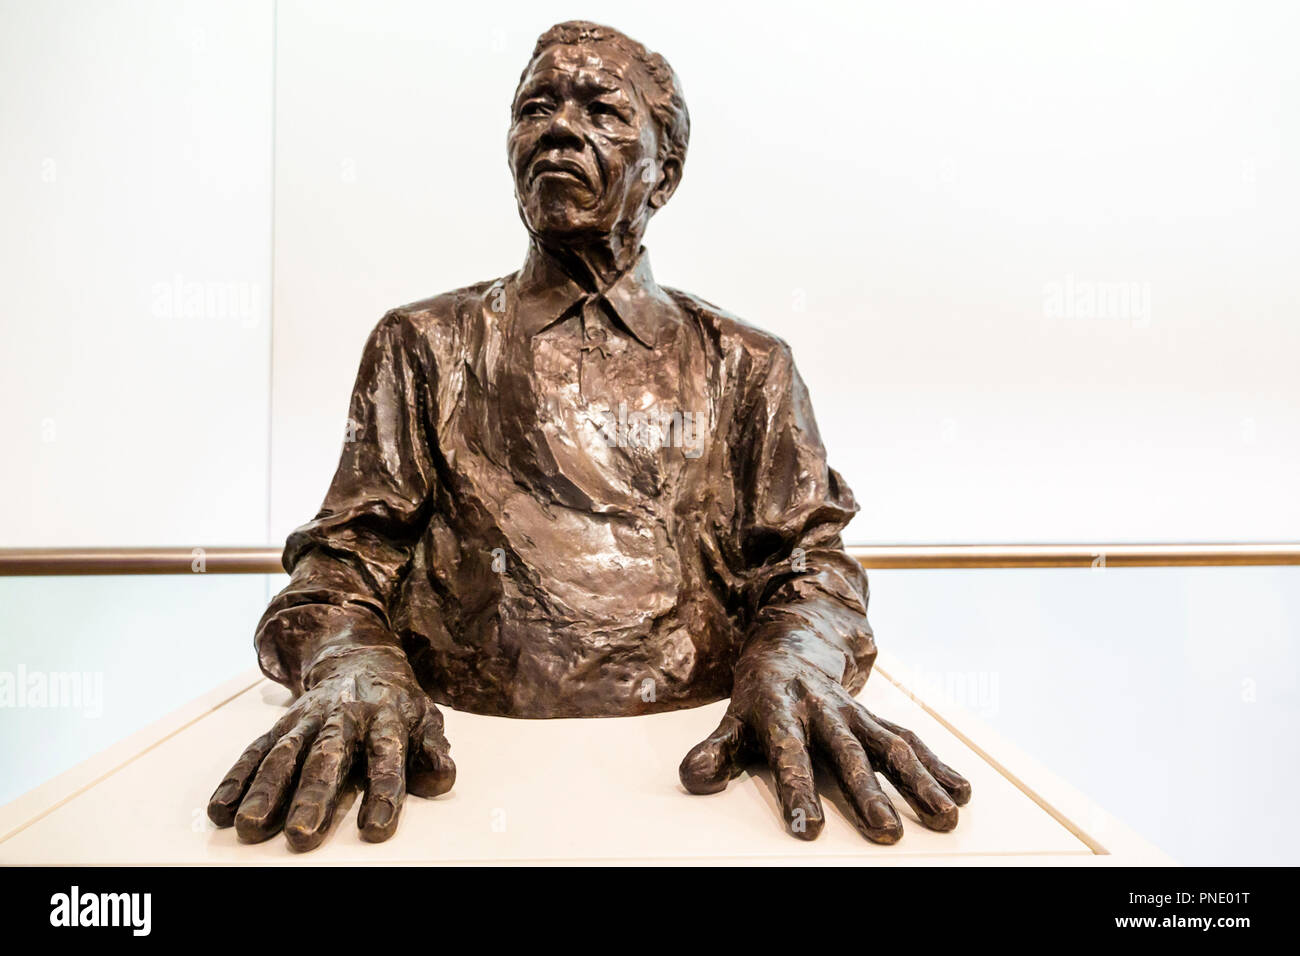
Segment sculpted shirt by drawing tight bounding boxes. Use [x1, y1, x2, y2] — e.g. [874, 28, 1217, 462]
[255, 246, 876, 717]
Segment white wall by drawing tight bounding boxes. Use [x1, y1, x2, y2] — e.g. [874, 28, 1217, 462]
[871, 566, 1300, 866]
[4, 0, 1292, 549]
[0, 574, 277, 806]
[1, 0, 1297, 866]
[269, 0, 1300, 546]
[0, 0, 273, 546]
[0, 0, 277, 815]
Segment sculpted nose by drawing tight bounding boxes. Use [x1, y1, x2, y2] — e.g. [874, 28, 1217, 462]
[540, 101, 584, 150]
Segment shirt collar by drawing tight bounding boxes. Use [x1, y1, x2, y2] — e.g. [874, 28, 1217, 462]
[513, 244, 678, 349]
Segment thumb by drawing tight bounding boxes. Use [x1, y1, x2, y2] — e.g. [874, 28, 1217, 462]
[679, 714, 747, 794]
[407, 707, 456, 798]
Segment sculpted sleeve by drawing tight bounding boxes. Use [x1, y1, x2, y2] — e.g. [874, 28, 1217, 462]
[254, 311, 437, 693]
[731, 341, 877, 693]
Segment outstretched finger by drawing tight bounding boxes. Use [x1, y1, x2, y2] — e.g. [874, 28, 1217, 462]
[679, 713, 748, 795]
[407, 707, 456, 799]
[283, 710, 361, 851]
[809, 706, 902, 844]
[873, 712, 972, 805]
[358, 710, 407, 843]
[849, 706, 957, 832]
[232, 713, 322, 842]
[207, 710, 298, 827]
[757, 710, 824, 841]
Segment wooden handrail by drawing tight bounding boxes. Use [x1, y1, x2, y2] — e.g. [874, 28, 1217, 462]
[0, 543, 1297, 575]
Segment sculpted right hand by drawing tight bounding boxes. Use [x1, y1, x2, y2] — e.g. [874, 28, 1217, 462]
[206, 647, 455, 851]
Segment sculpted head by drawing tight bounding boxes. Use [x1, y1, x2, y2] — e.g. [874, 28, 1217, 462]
[508, 21, 689, 252]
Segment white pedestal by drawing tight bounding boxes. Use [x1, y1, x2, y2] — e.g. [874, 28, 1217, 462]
[0, 654, 1168, 865]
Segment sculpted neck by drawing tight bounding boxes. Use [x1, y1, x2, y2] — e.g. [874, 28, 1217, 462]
[529, 218, 648, 292]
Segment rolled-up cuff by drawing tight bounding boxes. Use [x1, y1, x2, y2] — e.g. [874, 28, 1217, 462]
[255, 602, 399, 694]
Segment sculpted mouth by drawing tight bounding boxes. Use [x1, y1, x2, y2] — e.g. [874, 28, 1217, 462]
[530, 157, 592, 189]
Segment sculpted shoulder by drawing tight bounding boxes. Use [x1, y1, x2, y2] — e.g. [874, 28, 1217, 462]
[665, 286, 796, 380]
[373, 278, 503, 358]
[382, 280, 499, 340]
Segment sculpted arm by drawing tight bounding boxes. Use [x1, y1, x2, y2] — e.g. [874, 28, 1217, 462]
[679, 342, 971, 842]
[207, 312, 454, 850]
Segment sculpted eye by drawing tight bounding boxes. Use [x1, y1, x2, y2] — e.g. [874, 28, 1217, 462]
[519, 100, 552, 118]
[588, 101, 625, 122]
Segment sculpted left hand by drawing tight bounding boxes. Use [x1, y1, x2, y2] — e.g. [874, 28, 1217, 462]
[679, 646, 971, 843]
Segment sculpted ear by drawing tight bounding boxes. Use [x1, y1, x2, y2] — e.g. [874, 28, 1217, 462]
[648, 156, 683, 210]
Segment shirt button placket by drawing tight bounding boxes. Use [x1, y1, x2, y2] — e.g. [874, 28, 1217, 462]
[578, 295, 610, 399]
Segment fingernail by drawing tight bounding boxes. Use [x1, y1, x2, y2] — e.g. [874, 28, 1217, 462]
[239, 793, 267, 816]
[213, 782, 240, 804]
[286, 803, 322, 832]
[788, 806, 824, 840]
[284, 824, 322, 852]
[927, 797, 959, 831]
[680, 749, 728, 794]
[360, 805, 394, 835]
[683, 748, 720, 777]
[866, 799, 898, 831]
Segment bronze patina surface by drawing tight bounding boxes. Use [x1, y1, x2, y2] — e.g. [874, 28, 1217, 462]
[208, 20, 970, 851]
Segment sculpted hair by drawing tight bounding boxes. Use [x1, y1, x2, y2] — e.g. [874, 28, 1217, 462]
[519, 20, 691, 171]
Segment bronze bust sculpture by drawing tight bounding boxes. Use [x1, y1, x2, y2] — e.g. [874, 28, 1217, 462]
[207, 20, 970, 851]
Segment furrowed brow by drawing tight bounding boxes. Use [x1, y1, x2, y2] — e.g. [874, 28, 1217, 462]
[574, 69, 631, 98]
[515, 77, 558, 106]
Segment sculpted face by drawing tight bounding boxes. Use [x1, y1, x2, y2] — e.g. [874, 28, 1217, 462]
[509, 42, 672, 246]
